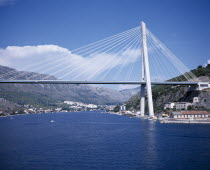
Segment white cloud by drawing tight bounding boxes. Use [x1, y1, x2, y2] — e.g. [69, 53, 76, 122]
[0, 44, 140, 80]
[0, 45, 70, 58]
[203, 59, 210, 67]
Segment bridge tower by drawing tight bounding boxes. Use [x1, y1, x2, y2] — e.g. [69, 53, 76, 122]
[140, 22, 154, 117]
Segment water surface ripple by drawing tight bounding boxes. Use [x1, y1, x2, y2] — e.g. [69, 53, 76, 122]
[0, 111, 210, 169]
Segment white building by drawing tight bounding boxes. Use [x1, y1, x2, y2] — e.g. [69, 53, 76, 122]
[176, 102, 192, 110]
[164, 102, 176, 109]
[106, 105, 116, 111]
[55, 108, 62, 112]
[87, 104, 97, 109]
[64, 101, 75, 105]
[197, 82, 210, 90]
[171, 111, 209, 119]
[120, 105, 126, 111]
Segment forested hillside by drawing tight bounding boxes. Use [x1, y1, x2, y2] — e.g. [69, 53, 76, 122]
[125, 64, 210, 112]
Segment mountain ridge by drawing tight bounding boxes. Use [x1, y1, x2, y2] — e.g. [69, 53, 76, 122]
[0, 65, 139, 108]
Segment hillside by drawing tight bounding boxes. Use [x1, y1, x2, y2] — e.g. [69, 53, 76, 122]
[125, 64, 210, 112]
[0, 65, 138, 108]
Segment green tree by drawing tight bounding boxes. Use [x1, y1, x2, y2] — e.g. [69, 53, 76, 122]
[187, 105, 192, 110]
[206, 64, 210, 68]
[113, 105, 119, 112]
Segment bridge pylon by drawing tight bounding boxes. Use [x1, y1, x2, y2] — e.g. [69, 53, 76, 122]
[140, 21, 154, 117]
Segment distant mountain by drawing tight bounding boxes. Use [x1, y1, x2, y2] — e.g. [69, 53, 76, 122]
[0, 65, 139, 107]
[0, 98, 21, 114]
[119, 86, 140, 97]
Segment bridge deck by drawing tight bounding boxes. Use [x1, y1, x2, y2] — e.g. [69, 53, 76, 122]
[0, 80, 201, 85]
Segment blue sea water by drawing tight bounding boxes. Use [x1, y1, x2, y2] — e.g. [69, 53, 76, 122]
[0, 111, 210, 170]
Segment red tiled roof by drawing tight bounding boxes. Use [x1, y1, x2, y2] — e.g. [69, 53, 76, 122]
[181, 111, 208, 115]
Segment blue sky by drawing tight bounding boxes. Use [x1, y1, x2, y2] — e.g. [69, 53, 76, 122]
[0, 0, 209, 89]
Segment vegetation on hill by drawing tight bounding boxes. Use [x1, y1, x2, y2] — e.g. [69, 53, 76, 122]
[0, 65, 138, 111]
[192, 64, 210, 77]
[124, 64, 210, 112]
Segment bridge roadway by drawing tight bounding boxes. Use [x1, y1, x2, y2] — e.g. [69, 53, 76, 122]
[0, 80, 201, 85]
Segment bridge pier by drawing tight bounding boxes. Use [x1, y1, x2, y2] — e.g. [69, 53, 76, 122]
[140, 22, 154, 117]
[140, 84, 145, 116]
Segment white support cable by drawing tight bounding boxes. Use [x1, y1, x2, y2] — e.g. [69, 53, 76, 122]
[147, 35, 172, 81]
[58, 31, 139, 80]
[153, 48, 177, 81]
[59, 29, 140, 80]
[147, 34, 189, 82]
[2, 26, 139, 80]
[147, 42, 161, 82]
[99, 34, 141, 81]
[0, 56, 55, 78]
[148, 45, 167, 81]
[71, 26, 140, 53]
[151, 42, 184, 82]
[11, 53, 72, 80]
[147, 37, 164, 81]
[147, 35, 184, 82]
[125, 39, 141, 80]
[43, 34, 137, 80]
[147, 32, 185, 81]
[94, 35, 142, 81]
[75, 27, 140, 57]
[151, 46, 176, 81]
[147, 29, 191, 79]
[15, 26, 139, 79]
[110, 35, 140, 81]
[18, 30, 138, 80]
[98, 57, 122, 81]
[45, 29, 139, 80]
[77, 33, 140, 80]
[147, 36, 184, 82]
[147, 28, 196, 81]
[74, 27, 140, 55]
[112, 35, 140, 81]
[147, 35, 185, 82]
[123, 39, 141, 81]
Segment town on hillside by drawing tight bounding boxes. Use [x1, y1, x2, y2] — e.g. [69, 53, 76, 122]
[111, 81, 210, 123]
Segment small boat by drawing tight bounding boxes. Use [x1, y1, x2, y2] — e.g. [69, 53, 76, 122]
[50, 120, 55, 123]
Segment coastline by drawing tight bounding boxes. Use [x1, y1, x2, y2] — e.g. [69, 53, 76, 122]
[106, 111, 210, 124]
[160, 119, 210, 124]
[1, 111, 210, 124]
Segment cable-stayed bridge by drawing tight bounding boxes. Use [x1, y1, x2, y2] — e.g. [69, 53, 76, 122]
[0, 21, 209, 117]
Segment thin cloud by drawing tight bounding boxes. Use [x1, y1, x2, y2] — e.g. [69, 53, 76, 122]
[203, 59, 210, 67]
[0, 44, 140, 80]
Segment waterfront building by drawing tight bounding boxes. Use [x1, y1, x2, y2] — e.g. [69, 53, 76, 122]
[171, 111, 209, 119]
[64, 101, 75, 105]
[55, 108, 62, 112]
[106, 105, 116, 111]
[87, 104, 97, 109]
[120, 105, 126, 111]
[175, 102, 192, 110]
[164, 102, 176, 109]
